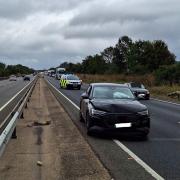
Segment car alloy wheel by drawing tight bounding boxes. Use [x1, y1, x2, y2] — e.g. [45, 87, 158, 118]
[86, 112, 93, 135]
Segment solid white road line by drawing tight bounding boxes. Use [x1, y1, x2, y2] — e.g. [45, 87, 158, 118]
[0, 80, 32, 112]
[114, 140, 164, 180]
[151, 98, 180, 106]
[46, 79, 80, 110]
[46, 78, 165, 180]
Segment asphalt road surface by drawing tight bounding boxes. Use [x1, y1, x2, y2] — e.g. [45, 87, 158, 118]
[0, 77, 33, 109]
[0, 78, 111, 180]
[46, 76, 180, 180]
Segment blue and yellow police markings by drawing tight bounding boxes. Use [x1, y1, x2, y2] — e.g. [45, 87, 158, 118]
[60, 79, 68, 88]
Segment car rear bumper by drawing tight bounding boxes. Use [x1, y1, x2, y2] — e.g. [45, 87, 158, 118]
[67, 84, 81, 89]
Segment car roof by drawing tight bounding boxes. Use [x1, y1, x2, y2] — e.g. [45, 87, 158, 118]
[90, 83, 128, 87]
[129, 82, 143, 85]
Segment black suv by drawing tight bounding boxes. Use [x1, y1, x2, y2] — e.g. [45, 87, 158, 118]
[23, 75, 30, 81]
[126, 82, 150, 100]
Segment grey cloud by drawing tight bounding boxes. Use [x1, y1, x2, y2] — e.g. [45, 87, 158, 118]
[63, 23, 123, 39]
[0, 0, 179, 69]
[0, 0, 88, 20]
[69, 0, 177, 26]
[40, 23, 63, 36]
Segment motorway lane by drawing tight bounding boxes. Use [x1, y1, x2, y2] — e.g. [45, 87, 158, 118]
[0, 77, 33, 108]
[46, 76, 180, 180]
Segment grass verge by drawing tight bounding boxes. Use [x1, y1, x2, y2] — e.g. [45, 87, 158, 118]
[78, 74, 180, 103]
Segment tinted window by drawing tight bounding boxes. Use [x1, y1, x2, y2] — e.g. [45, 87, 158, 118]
[130, 83, 144, 88]
[92, 86, 134, 99]
[67, 75, 79, 80]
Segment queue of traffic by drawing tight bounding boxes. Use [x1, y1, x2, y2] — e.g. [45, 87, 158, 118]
[46, 68, 150, 100]
[46, 69, 151, 138]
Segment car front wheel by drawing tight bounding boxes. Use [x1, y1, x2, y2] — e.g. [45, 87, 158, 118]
[79, 111, 84, 122]
[86, 112, 93, 135]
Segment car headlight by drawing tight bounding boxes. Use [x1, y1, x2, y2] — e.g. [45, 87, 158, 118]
[138, 110, 149, 116]
[90, 109, 106, 116]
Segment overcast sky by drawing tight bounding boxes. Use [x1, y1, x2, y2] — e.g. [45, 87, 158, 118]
[0, 0, 179, 69]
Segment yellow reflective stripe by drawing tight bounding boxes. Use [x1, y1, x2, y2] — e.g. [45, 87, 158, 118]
[62, 80, 64, 87]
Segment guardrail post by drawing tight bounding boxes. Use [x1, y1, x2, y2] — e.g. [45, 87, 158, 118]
[20, 112, 24, 119]
[11, 127, 17, 139]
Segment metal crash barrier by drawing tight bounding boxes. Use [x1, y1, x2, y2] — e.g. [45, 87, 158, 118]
[0, 76, 38, 157]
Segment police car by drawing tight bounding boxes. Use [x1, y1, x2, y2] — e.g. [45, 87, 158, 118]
[60, 74, 82, 89]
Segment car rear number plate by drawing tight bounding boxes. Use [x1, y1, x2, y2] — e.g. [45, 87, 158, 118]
[115, 123, 131, 128]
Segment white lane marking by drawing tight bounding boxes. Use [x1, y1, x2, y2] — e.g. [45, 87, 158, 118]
[151, 98, 180, 106]
[150, 138, 180, 141]
[0, 81, 32, 112]
[46, 79, 80, 110]
[114, 140, 164, 180]
[46, 78, 165, 180]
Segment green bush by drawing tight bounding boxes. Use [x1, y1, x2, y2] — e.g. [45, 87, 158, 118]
[155, 63, 180, 85]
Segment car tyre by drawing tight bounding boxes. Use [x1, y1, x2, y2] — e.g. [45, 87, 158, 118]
[86, 112, 93, 135]
[79, 111, 84, 122]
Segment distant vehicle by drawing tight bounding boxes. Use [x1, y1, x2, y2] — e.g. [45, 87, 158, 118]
[56, 68, 66, 79]
[9, 75, 17, 81]
[44, 71, 48, 75]
[80, 83, 150, 137]
[125, 82, 150, 100]
[60, 74, 82, 89]
[48, 70, 55, 77]
[33, 72, 37, 76]
[17, 73, 21, 77]
[23, 75, 30, 81]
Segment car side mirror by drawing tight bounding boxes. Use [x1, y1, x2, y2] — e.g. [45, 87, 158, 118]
[81, 93, 89, 99]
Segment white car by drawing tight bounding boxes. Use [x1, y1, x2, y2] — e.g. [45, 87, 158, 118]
[9, 75, 17, 81]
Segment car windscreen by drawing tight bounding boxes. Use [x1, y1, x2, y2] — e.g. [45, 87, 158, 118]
[58, 70, 65, 73]
[67, 75, 79, 80]
[92, 86, 135, 99]
[130, 83, 144, 88]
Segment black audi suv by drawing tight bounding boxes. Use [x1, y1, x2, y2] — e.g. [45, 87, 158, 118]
[80, 83, 150, 137]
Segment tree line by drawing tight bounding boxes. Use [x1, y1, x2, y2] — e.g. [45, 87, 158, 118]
[0, 63, 34, 77]
[59, 36, 179, 85]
